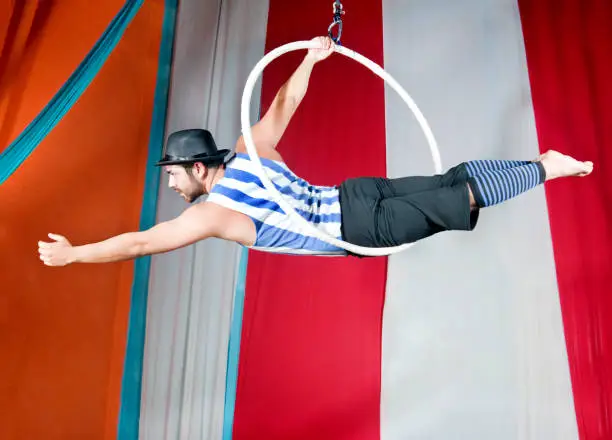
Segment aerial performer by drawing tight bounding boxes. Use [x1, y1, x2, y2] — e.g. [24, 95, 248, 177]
[37, 35, 593, 266]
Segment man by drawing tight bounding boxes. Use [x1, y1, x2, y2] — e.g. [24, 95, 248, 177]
[38, 36, 593, 266]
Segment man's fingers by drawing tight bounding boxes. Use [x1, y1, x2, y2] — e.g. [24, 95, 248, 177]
[40, 254, 55, 266]
[48, 233, 65, 242]
[38, 243, 53, 252]
[314, 36, 332, 49]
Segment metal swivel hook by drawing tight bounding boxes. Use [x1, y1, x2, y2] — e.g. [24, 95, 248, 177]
[328, 1, 345, 44]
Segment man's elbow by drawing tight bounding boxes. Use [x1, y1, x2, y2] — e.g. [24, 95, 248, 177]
[135, 225, 186, 257]
[278, 93, 299, 113]
[273, 85, 298, 112]
[125, 232, 149, 258]
[123, 230, 162, 258]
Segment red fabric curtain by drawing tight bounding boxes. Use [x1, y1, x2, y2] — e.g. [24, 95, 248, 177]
[518, 1, 612, 438]
[232, 1, 388, 439]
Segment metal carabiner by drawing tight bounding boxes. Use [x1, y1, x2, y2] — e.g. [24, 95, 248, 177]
[328, 18, 343, 44]
[328, 1, 344, 44]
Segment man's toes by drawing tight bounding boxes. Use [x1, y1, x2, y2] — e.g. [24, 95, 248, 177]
[580, 161, 594, 176]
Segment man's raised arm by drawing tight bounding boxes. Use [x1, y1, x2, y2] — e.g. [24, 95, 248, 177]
[236, 36, 335, 152]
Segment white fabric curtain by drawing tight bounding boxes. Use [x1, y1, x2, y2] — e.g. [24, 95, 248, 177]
[138, 1, 269, 439]
[380, 0, 578, 439]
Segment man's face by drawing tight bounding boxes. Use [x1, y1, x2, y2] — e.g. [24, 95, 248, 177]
[165, 165, 204, 203]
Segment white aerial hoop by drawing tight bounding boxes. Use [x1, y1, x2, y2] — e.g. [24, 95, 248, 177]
[240, 40, 443, 257]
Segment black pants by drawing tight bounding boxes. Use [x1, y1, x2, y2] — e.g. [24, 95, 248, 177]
[338, 163, 479, 256]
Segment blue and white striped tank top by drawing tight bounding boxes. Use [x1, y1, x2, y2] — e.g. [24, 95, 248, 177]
[206, 153, 347, 256]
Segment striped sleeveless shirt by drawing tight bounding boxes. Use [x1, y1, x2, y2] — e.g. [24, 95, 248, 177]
[206, 153, 347, 256]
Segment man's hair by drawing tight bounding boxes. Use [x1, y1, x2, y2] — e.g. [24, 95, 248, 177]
[181, 161, 222, 176]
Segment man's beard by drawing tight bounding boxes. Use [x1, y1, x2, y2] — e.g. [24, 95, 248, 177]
[182, 188, 204, 203]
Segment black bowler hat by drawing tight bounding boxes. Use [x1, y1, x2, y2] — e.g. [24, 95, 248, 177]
[155, 129, 234, 166]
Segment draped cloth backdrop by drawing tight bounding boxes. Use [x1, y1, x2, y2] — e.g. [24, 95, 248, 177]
[138, 0, 611, 439]
[0, 0, 167, 439]
[518, 0, 612, 437]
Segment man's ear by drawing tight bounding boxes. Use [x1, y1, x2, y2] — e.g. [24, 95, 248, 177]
[193, 162, 207, 177]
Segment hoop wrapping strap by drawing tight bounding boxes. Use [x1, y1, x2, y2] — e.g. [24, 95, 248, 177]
[240, 40, 442, 257]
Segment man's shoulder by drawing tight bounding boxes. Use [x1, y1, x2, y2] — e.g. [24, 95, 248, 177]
[182, 201, 236, 236]
[233, 139, 286, 164]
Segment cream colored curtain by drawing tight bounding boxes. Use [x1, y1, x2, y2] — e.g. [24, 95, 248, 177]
[138, 1, 269, 438]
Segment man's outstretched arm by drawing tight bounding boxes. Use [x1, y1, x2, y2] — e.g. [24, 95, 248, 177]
[38, 203, 217, 266]
[236, 36, 335, 152]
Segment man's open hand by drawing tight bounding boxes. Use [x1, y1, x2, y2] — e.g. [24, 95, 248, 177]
[38, 233, 74, 267]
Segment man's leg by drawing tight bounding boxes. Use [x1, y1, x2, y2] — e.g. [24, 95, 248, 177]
[384, 157, 547, 199]
[466, 150, 593, 209]
[340, 150, 593, 250]
[382, 163, 469, 197]
[372, 150, 593, 248]
[464, 159, 533, 176]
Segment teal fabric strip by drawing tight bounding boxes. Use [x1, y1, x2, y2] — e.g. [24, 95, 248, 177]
[223, 247, 249, 440]
[116, 0, 178, 439]
[0, 0, 144, 185]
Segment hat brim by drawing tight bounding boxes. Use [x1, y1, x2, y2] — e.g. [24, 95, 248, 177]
[155, 149, 234, 166]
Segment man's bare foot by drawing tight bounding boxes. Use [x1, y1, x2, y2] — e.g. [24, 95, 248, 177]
[536, 150, 593, 181]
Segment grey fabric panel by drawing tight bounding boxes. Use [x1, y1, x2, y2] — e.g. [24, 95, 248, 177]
[380, 1, 578, 439]
[139, 1, 269, 439]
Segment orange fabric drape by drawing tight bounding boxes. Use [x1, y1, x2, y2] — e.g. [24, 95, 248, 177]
[0, 1, 165, 439]
[0, 0, 17, 61]
[0, 1, 40, 144]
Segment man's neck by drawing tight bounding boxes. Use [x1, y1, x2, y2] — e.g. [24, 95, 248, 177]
[204, 166, 225, 193]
